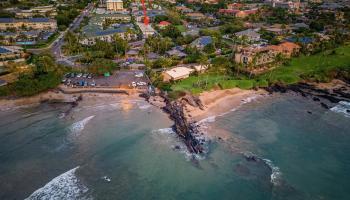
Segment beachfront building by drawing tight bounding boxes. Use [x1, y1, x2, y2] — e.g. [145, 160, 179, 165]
[234, 42, 300, 67]
[0, 18, 57, 30]
[106, 0, 124, 11]
[162, 67, 194, 82]
[235, 46, 276, 67]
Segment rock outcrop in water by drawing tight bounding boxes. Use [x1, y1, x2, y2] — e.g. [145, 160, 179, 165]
[141, 92, 205, 154]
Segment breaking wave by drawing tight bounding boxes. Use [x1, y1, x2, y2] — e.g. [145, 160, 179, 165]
[197, 94, 263, 125]
[138, 104, 152, 110]
[69, 116, 95, 137]
[330, 101, 350, 118]
[25, 166, 91, 200]
[262, 158, 282, 186]
[152, 128, 206, 161]
[242, 152, 282, 186]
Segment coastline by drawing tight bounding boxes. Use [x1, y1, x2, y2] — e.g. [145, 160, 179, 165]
[0, 89, 140, 111]
[183, 88, 267, 123]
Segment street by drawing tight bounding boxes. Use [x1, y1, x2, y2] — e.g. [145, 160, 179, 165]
[52, 3, 95, 66]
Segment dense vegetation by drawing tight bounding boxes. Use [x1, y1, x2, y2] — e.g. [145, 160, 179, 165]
[0, 54, 65, 97]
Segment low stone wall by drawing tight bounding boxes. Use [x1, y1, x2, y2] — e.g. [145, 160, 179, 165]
[58, 86, 130, 95]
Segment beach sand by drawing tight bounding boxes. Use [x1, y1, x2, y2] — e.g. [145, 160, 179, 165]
[183, 88, 267, 140]
[184, 88, 267, 122]
[0, 89, 139, 111]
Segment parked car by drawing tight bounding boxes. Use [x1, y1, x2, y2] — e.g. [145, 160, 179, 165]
[83, 73, 88, 78]
[90, 82, 96, 86]
[131, 82, 137, 87]
[70, 73, 75, 78]
[61, 78, 67, 83]
[87, 73, 93, 79]
[135, 73, 143, 78]
[137, 81, 147, 86]
[77, 73, 83, 78]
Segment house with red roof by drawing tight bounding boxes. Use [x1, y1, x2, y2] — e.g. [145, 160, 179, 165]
[158, 21, 171, 29]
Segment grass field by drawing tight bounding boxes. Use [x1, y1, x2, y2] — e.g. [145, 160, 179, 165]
[175, 25, 186, 32]
[170, 44, 350, 94]
[258, 44, 350, 84]
[171, 74, 257, 94]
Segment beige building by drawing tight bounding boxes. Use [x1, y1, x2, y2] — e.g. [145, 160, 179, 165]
[106, 0, 124, 11]
[0, 18, 57, 30]
[235, 46, 276, 67]
[235, 42, 300, 67]
[162, 67, 194, 82]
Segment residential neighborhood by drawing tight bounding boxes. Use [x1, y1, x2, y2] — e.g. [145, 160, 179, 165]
[0, 0, 349, 95]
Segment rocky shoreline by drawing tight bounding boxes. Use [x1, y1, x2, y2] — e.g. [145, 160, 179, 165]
[141, 92, 206, 154]
[142, 80, 350, 156]
[265, 81, 350, 110]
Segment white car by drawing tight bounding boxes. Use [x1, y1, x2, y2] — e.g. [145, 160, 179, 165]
[76, 73, 83, 78]
[131, 82, 137, 87]
[137, 82, 147, 86]
[135, 73, 143, 78]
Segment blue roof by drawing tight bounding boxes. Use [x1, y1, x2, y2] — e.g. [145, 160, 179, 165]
[198, 36, 212, 46]
[0, 18, 52, 23]
[0, 18, 16, 23]
[0, 47, 11, 54]
[27, 18, 51, 23]
[94, 28, 126, 36]
[286, 37, 313, 44]
[91, 26, 128, 36]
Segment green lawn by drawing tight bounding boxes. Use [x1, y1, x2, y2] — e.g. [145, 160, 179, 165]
[171, 44, 350, 94]
[175, 25, 186, 32]
[259, 44, 350, 84]
[171, 74, 256, 94]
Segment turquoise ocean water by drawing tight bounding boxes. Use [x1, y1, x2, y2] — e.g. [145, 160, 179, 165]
[0, 94, 349, 200]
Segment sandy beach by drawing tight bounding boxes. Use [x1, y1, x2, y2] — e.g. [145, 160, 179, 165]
[181, 88, 267, 140]
[183, 88, 267, 122]
[0, 89, 140, 111]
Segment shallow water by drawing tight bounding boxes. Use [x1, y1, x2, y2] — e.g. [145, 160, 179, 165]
[0, 94, 349, 200]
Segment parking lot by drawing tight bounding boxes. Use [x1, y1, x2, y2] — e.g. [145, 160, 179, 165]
[62, 70, 150, 89]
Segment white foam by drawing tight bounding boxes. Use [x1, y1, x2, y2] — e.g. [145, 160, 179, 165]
[197, 116, 216, 124]
[138, 104, 152, 110]
[58, 113, 66, 119]
[69, 116, 95, 137]
[25, 166, 91, 200]
[156, 128, 175, 134]
[330, 101, 350, 118]
[152, 128, 207, 161]
[262, 158, 282, 186]
[196, 94, 262, 126]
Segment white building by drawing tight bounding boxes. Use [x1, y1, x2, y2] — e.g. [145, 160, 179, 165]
[136, 22, 156, 38]
[162, 67, 194, 82]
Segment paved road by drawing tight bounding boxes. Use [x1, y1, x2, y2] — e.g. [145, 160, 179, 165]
[28, 3, 95, 67]
[53, 3, 95, 66]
